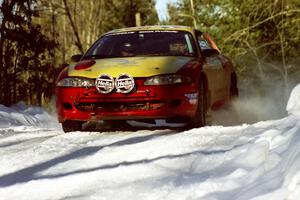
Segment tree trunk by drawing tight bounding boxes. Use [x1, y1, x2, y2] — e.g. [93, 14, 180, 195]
[62, 0, 84, 54]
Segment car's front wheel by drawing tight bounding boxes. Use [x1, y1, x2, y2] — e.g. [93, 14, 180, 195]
[230, 73, 239, 99]
[188, 79, 207, 128]
[62, 120, 82, 133]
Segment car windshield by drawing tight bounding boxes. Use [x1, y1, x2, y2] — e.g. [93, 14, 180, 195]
[83, 30, 197, 59]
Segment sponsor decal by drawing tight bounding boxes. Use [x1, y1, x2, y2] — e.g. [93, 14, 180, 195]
[95, 74, 114, 94]
[115, 74, 135, 94]
[95, 73, 135, 94]
[185, 93, 198, 104]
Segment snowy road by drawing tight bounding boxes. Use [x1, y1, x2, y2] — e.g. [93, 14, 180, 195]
[0, 84, 300, 200]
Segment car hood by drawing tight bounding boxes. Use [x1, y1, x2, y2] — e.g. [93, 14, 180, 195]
[68, 56, 194, 78]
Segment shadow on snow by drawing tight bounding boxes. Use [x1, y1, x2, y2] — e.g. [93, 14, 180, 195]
[0, 130, 176, 187]
[0, 129, 244, 187]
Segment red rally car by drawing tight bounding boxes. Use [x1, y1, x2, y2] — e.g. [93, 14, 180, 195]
[56, 26, 238, 132]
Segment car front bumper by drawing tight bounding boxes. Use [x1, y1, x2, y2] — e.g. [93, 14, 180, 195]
[56, 81, 199, 123]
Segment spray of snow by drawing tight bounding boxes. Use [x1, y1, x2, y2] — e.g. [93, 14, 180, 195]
[211, 95, 288, 126]
[211, 77, 297, 126]
[0, 102, 59, 129]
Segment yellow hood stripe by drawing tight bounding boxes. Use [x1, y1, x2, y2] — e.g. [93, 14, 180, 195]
[68, 56, 193, 78]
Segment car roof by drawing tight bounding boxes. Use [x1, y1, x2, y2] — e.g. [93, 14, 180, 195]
[105, 25, 196, 35]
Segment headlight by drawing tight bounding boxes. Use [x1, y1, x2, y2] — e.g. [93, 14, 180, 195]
[56, 77, 95, 87]
[144, 74, 191, 85]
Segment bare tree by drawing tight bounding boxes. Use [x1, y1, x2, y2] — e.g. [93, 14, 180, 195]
[62, 0, 84, 54]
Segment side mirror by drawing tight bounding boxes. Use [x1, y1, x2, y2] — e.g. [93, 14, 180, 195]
[71, 54, 83, 62]
[201, 48, 219, 57]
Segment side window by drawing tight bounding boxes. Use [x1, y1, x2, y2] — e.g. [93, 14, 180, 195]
[197, 35, 219, 57]
[195, 31, 222, 69]
[198, 37, 212, 50]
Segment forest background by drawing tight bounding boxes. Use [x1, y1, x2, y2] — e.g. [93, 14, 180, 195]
[0, 0, 299, 109]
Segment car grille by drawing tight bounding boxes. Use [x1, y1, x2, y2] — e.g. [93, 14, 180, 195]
[75, 101, 165, 112]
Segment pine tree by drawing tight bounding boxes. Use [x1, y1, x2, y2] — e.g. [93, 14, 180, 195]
[0, 0, 57, 106]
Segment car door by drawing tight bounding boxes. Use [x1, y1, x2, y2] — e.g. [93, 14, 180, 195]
[196, 32, 227, 109]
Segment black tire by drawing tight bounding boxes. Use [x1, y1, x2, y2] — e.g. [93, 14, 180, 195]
[62, 120, 82, 133]
[230, 73, 239, 99]
[188, 79, 207, 128]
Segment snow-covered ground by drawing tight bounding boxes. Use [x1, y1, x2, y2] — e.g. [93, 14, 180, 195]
[0, 84, 300, 200]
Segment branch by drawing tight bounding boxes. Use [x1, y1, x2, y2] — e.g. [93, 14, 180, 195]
[224, 9, 300, 43]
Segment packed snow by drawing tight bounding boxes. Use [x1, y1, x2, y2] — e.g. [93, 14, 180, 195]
[0, 84, 300, 200]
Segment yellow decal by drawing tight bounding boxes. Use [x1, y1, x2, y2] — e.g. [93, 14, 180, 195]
[68, 56, 193, 78]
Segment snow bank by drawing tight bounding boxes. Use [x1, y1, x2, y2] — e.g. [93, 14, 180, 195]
[286, 83, 300, 116]
[0, 84, 300, 200]
[0, 102, 58, 128]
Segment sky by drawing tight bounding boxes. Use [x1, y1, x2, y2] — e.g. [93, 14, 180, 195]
[155, 0, 179, 21]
